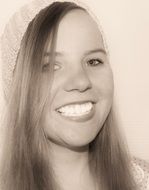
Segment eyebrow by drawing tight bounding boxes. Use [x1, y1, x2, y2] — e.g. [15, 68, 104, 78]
[44, 48, 106, 57]
[84, 48, 106, 56]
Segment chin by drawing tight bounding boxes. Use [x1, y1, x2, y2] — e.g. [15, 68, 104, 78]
[46, 124, 101, 151]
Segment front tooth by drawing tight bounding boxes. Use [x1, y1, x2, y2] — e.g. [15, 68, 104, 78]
[81, 104, 86, 113]
[69, 106, 74, 114]
[88, 102, 92, 110]
[77, 105, 82, 113]
[84, 103, 88, 112]
[84, 103, 88, 110]
[75, 105, 80, 113]
[84, 106, 89, 113]
[65, 106, 70, 113]
[80, 105, 84, 113]
[86, 104, 90, 111]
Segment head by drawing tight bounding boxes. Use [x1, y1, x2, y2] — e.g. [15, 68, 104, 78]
[0, 1, 136, 190]
[41, 8, 114, 150]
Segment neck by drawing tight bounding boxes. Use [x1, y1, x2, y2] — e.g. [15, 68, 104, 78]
[49, 141, 89, 173]
[47, 141, 96, 190]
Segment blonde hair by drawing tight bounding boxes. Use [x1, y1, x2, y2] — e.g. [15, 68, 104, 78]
[0, 2, 137, 190]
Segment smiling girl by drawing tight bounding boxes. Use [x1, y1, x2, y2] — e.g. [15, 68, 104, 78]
[0, 0, 149, 190]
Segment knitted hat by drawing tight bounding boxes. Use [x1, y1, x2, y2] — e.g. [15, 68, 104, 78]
[0, 0, 108, 101]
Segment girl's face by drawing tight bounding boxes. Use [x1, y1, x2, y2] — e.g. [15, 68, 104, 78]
[42, 10, 114, 149]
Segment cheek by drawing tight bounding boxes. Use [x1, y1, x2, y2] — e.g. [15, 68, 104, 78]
[91, 66, 114, 98]
[41, 108, 59, 141]
[92, 67, 114, 120]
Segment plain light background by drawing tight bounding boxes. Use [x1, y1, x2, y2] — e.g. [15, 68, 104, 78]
[0, 0, 149, 160]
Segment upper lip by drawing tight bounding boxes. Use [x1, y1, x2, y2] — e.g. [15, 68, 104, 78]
[55, 100, 96, 111]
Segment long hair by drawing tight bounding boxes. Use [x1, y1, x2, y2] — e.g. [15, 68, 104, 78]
[0, 2, 137, 190]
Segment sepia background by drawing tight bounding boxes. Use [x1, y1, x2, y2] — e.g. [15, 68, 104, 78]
[0, 0, 149, 160]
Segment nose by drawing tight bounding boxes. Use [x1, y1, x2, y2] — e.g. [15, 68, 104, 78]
[64, 67, 92, 92]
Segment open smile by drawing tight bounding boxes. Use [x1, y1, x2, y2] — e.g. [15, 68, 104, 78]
[56, 101, 95, 122]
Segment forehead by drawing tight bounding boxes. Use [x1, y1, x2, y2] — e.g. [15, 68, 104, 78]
[55, 9, 104, 54]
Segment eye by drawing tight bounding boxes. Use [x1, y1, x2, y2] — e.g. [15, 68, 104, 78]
[42, 63, 49, 72]
[54, 63, 61, 71]
[42, 63, 61, 72]
[87, 58, 104, 66]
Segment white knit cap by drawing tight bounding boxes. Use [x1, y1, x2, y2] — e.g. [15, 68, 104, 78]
[0, 0, 108, 101]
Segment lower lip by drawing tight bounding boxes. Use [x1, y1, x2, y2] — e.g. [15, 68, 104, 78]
[56, 104, 95, 123]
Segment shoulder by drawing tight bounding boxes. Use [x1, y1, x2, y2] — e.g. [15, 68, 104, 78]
[131, 156, 149, 190]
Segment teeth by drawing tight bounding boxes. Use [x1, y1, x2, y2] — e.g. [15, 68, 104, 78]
[57, 102, 93, 117]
